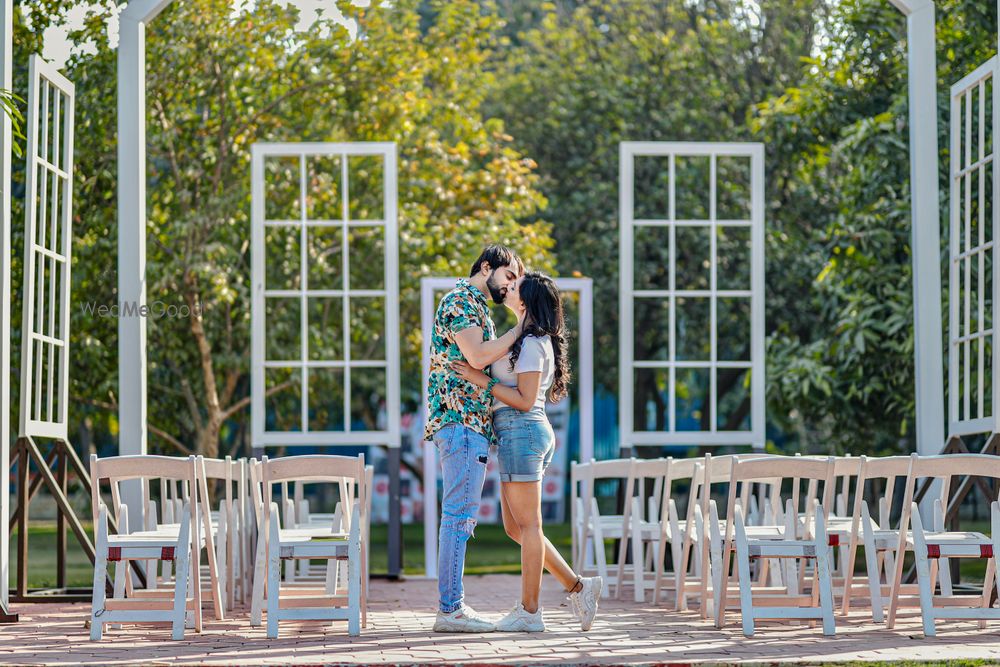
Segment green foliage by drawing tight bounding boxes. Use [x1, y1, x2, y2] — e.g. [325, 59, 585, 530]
[485, 0, 824, 432]
[755, 0, 996, 455]
[32, 0, 552, 456]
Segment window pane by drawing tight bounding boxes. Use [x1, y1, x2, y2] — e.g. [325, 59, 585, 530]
[717, 297, 751, 361]
[266, 225, 301, 291]
[717, 367, 751, 431]
[675, 368, 710, 432]
[348, 155, 384, 221]
[265, 297, 301, 361]
[717, 225, 751, 291]
[264, 156, 300, 221]
[265, 367, 302, 432]
[308, 368, 345, 431]
[348, 226, 385, 290]
[633, 225, 670, 290]
[306, 155, 343, 220]
[716, 155, 751, 221]
[351, 367, 387, 431]
[676, 296, 710, 361]
[308, 297, 344, 360]
[306, 226, 342, 291]
[350, 297, 385, 360]
[675, 225, 710, 291]
[675, 155, 710, 220]
[633, 368, 669, 431]
[633, 155, 670, 220]
[634, 298, 669, 361]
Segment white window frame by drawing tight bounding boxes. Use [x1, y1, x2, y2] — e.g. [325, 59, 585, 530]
[619, 141, 765, 450]
[948, 57, 999, 437]
[419, 275, 594, 577]
[18, 55, 74, 442]
[250, 142, 400, 448]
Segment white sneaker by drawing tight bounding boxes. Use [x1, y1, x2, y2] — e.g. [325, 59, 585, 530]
[433, 605, 496, 633]
[496, 602, 546, 632]
[569, 576, 602, 631]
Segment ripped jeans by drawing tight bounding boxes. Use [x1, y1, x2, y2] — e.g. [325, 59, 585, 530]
[435, 423, 490, 613]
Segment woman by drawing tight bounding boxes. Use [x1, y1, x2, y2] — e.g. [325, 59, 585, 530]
[453, 271, 602, 633]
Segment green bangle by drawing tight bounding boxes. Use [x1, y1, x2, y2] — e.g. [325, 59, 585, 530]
[486, 377, 500, 394]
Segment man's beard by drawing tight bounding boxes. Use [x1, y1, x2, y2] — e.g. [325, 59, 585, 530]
[486, 271, 507, 304]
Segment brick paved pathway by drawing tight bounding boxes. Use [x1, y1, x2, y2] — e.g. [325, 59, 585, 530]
[3, 575, 1000, 664]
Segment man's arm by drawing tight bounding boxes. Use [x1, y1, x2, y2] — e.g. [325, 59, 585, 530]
[454, 324, 522, 370]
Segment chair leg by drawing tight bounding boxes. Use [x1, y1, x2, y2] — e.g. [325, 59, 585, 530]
[110, 560, 126, 631]
[348, 530, 362, 636]
[631, 501, 645, 603]
[90, 508, 109, 641]
[910, 508, 936, 637]
[733, 509, 754, 637]
[266, 515, 281, 639]
[814, 508, 836, 636]
[172, 515, 193, 641]
[862, 513, 885, 623]
[250, 514, 267, 627]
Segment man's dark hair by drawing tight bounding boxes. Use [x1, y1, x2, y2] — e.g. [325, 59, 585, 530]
[468, 244, 524, 278]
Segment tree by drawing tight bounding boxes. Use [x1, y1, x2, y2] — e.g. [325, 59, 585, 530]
[485, 0, 824, 440]
[42, 0, 551, 459]
[755, 0, 997, 454]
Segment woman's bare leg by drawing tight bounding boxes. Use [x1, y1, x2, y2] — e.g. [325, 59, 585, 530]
[500, 483, 581, 594]
[503, 481, 545, 612]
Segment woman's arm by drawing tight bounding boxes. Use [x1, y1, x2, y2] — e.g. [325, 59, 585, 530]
[451, 362, 541, 412]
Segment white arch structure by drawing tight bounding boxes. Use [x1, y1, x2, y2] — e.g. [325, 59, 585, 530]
[0, 0, 962, 611]
[420, 276, 594, 577]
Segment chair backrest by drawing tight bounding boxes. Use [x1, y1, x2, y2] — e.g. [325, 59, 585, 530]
[848, 455, 912, 532]
[90, 454, 199, 534]
[261, 454, 366, 526]
[627, 457, 670, 510]
[724, 456, 836, 538]
[697, 453, 778, 522]
[898, 453, 1000, 530]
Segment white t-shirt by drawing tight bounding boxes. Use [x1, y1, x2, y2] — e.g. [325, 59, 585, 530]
[490, 334, 554, 411]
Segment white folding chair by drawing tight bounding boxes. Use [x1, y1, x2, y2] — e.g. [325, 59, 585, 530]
[201, 456, 246, 613]
[259, 454, 366, 637]
[616, 458, 670, 601]
[89, 455, 201, 640]
[697, 453, 779, 618]
[649, 457, 703, 610]
[716, 456, 838, 637]
[840, 455, 910, 621]
[575, 458, 636, 598]
[887, 454, 1000, 636]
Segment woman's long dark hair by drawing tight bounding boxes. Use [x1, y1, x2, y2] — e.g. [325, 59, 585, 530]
[509, 272, 570, 402]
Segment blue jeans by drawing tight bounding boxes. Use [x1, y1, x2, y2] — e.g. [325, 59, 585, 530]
[435, 424, 489, 613]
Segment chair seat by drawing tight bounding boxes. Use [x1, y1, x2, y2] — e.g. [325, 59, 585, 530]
[280, 526, 349, 541]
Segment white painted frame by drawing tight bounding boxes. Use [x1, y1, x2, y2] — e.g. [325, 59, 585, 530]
[1, 0, 13, 611]
[251, 142, 400, 448]
[948, 57, 999, 437]
[19, 55, 74, 441]
[888, 0, 946, 459]
[619, 142, 765, 449]
[419, 276, 594, 577]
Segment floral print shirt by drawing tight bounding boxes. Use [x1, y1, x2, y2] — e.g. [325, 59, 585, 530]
[424, 279, 497, 442]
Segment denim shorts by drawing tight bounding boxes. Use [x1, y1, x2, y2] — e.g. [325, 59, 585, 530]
[493, 406, 555, 483]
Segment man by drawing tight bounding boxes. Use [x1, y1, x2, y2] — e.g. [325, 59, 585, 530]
[426, 245, 525, 632]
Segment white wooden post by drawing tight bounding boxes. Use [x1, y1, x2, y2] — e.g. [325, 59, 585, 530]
[888, 0, 946, 460]
[0, 0, 12, 612]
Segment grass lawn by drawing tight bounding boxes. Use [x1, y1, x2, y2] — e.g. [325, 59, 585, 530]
[12, 519, 995, 590]
[11, 521, 575, 589]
